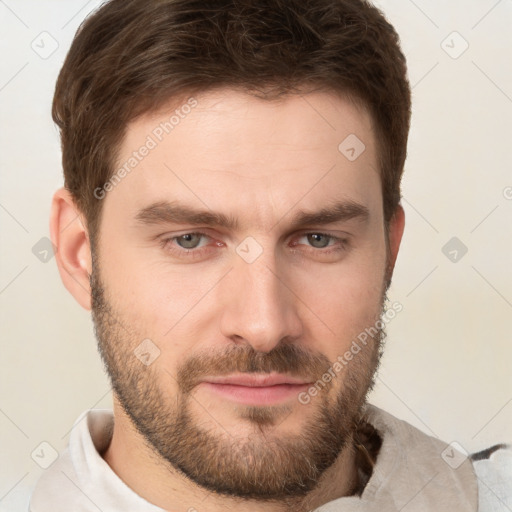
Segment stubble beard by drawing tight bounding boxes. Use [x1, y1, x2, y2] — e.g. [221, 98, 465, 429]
[90, 261, 386, 504]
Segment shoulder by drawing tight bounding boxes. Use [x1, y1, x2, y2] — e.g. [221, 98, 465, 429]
[470, 444, 512, 512]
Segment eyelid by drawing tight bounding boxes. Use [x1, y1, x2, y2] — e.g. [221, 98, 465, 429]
[160, 231, 217, 248]
[292, 229, 351, 244]
[159, 232, 219, 261]
[160, 229, 348, 244]
[291, 232, 350, 250]
[293, 227, 351, 236]
[159, 230, 351, 261]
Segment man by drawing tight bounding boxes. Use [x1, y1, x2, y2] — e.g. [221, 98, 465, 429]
[30, 0, 510, 510]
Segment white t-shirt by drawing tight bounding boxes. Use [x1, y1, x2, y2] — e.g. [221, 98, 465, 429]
[28, 404, 512, 511]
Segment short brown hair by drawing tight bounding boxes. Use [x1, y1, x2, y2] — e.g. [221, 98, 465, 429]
[52, 0, 411, 247]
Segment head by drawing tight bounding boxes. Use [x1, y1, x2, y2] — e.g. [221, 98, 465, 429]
[51, 0, 409, 504]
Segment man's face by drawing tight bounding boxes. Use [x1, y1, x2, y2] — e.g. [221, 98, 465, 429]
[91, 89, 393, 500]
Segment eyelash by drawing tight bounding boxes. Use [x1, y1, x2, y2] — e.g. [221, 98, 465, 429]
[159, 232, 350, 260]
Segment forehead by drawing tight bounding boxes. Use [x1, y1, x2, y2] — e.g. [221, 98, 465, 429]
[104, 88, 381, 229]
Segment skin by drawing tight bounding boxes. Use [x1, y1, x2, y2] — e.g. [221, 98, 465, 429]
[50, 88, 405, 511]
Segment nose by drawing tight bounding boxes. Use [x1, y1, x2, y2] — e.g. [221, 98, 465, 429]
[219, 249, 303, 353]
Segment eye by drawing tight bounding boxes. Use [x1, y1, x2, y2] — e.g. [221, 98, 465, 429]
[158, 230, 349, 262]
[304, 233, 333, 249]
[290, 232, 350, 260]
[296, 232, 343, 250]
[159, 232, 218, 260]
[174, 233, 205, 249]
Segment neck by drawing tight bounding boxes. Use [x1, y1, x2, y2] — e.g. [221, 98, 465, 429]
[103, 399, 359, 512]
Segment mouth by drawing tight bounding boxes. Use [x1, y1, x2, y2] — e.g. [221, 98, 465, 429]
[198, 373, 313, 406]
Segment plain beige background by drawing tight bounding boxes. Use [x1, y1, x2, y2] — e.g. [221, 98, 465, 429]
[1, 0, 511, 510]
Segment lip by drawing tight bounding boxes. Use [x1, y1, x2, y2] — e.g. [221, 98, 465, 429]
[198, 373, 312, 406]
[202, 373, 311, 387]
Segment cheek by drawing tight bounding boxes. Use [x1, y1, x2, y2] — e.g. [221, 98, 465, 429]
[100, 248, 223, 362]
[98, 234, 188, 318]
[294, 244, 386, 356]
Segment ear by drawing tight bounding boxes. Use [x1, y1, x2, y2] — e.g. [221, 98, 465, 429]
[50, 187, 92, 310]
[385, 204, 405, 283]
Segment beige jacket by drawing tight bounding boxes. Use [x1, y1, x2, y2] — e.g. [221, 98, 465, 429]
[29, 404, 511, 511]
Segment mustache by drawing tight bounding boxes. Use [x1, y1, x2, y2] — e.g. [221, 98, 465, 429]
[176, 343, 333, 395]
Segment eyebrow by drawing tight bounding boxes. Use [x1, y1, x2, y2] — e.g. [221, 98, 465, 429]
[134, 199, 370, 231]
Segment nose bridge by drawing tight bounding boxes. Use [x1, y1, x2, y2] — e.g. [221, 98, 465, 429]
[219, 244, 302, 352]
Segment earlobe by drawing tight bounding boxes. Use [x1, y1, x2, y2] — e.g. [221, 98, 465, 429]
[50, 187, 93, 310]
